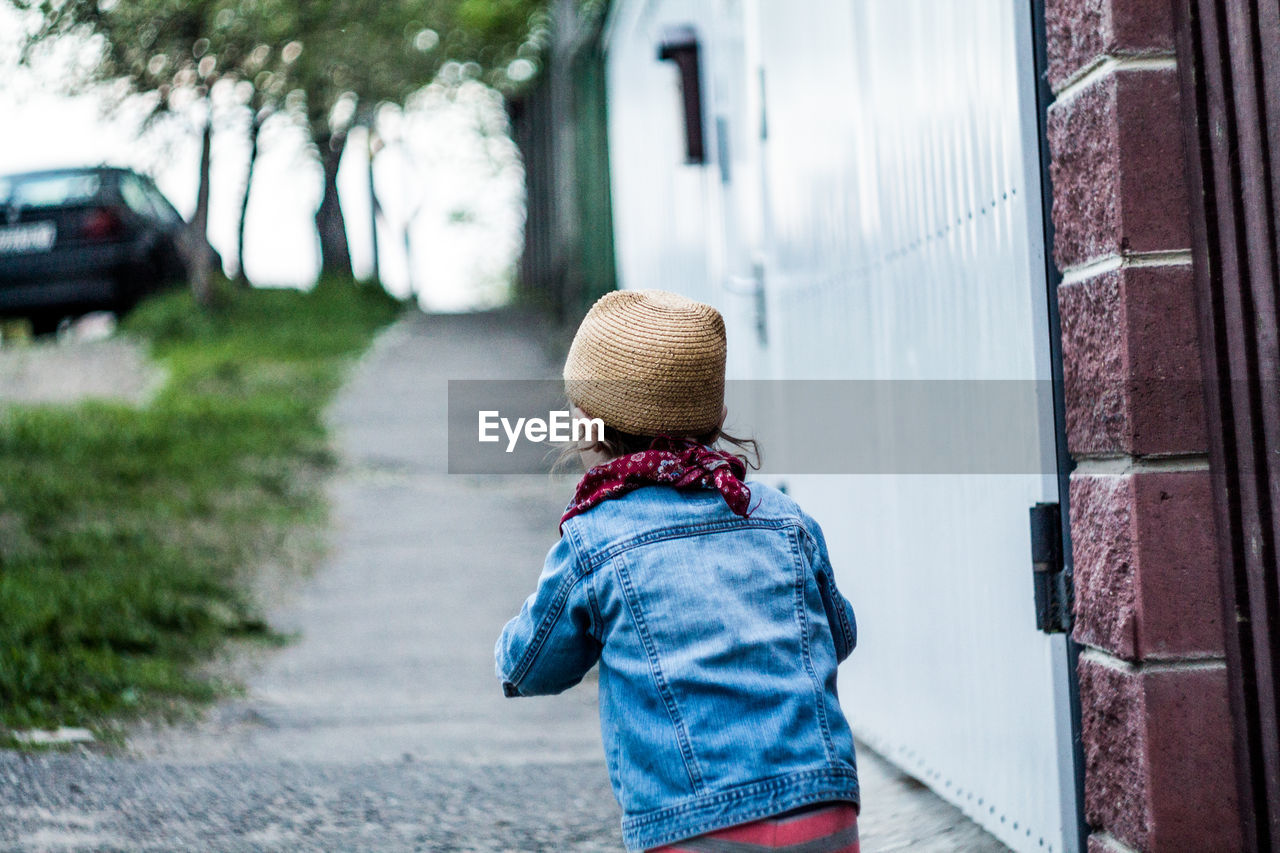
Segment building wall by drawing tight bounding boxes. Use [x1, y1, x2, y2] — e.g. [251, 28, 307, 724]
[1043, 1, 1239, 849]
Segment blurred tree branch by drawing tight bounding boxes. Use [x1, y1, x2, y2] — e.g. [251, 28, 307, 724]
[10, 0, 556, 298]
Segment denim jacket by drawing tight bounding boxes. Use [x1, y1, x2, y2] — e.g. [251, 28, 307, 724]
[495, 482, 859, 851]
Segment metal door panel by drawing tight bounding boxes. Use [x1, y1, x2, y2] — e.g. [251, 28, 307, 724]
[602, 2, 1077, 851]
[604, 0, 723, 309]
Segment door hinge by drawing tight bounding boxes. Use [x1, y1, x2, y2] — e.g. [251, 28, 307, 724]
[1030, 502, 1071, 633]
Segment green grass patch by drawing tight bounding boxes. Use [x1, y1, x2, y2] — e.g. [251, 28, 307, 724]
[0, 279, 402, 735]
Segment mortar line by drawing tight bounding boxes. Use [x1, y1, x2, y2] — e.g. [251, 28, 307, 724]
[1092, 831, 1144, 853]
[1059, 250, 1194, 286]
[1052, 53, 1179, 104]
[1080, 647, 1227, 673]
[1071, 454, 1211, 475]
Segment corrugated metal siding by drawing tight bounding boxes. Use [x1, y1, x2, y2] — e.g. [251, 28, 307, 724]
[749, 7, 1076, 843]
[603, 1, 726, 309]
[758, 4, 1040, 382]
[604, 2, 1077, 851]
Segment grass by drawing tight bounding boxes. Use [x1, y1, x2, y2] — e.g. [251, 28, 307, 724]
[0, 279, 402, 739]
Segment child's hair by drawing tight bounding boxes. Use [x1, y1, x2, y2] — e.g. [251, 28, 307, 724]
[588, 421, 760, 467]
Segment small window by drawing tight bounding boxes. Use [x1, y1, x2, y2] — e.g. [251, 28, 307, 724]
[119, 174, 153, 217]
[142, 179, 183, 225]
[4, 173, 102, 208]
[657, 27, 706, 165]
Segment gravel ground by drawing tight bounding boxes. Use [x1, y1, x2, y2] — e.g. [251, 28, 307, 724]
[0, 755, 620, 852]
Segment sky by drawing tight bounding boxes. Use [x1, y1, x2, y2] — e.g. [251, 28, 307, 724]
[0, 6, 526, 312]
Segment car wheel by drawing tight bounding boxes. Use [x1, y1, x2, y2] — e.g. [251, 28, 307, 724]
[113, 278, 140, 315]
[116, 257, 158, 314]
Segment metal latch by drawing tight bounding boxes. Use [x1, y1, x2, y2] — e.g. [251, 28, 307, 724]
[1029, 502, 1071, 633]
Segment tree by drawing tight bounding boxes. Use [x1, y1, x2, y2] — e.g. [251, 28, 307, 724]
[13, 0, 554, 292]
[219, 3, 304, 286]
[224, 0, 553, 280]
[13, 0, 293, 304]
[284, 1, 452, 278]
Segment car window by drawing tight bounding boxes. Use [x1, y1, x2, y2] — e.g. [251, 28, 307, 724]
[118, 174, 155, 218]
[141, 179, 184, 225]
[1, 173, 102, 208]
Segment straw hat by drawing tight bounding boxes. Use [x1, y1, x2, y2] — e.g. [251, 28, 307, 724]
[564, 290, 726, 437]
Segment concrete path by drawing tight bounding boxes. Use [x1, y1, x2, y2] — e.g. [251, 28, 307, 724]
[0, 309, 1007, 852]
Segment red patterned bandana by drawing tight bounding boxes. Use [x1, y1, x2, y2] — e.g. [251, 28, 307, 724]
[560, 438, 753, 533]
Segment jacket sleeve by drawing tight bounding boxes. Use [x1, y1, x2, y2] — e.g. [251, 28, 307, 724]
[801, 514, 857, 662]
[495, 531, 602, 697]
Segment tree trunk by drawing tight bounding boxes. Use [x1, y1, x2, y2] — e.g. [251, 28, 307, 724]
[365, 124, 380, 287]
[234, 110, 262, 288]
[187, 105, 218, 308]
[314, 129, 353, 280]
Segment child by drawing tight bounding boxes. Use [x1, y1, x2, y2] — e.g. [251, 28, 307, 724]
[495, 290, 860, 852]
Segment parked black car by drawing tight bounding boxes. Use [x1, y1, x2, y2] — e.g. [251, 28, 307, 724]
[0, 166, 212, 333]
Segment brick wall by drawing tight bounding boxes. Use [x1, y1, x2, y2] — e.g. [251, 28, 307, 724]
[1044, 0, 1240, 850]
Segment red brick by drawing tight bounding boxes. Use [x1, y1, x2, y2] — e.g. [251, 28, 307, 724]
[1070, 471, 1224, 660]
[1049, 69, 1191, 269]
[1071, 474, 1138, 657]
[1115, 72, 1190, 255]
[1124, 266, 1206, 452]
[1080, 658, 1150, 844]
[1050, 77, 1120, 269]
[1060, 270, 1128, 454]
[1079, 657, 1239, 851]
[1143, 665, 1240, 851]
[1059, 265, 1206, 456]
[1046, 0, 1176, 89]
[1130, 472, 1224, 658]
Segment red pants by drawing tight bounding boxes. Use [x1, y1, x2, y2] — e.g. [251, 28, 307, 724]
[649, 803, 860, 853]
